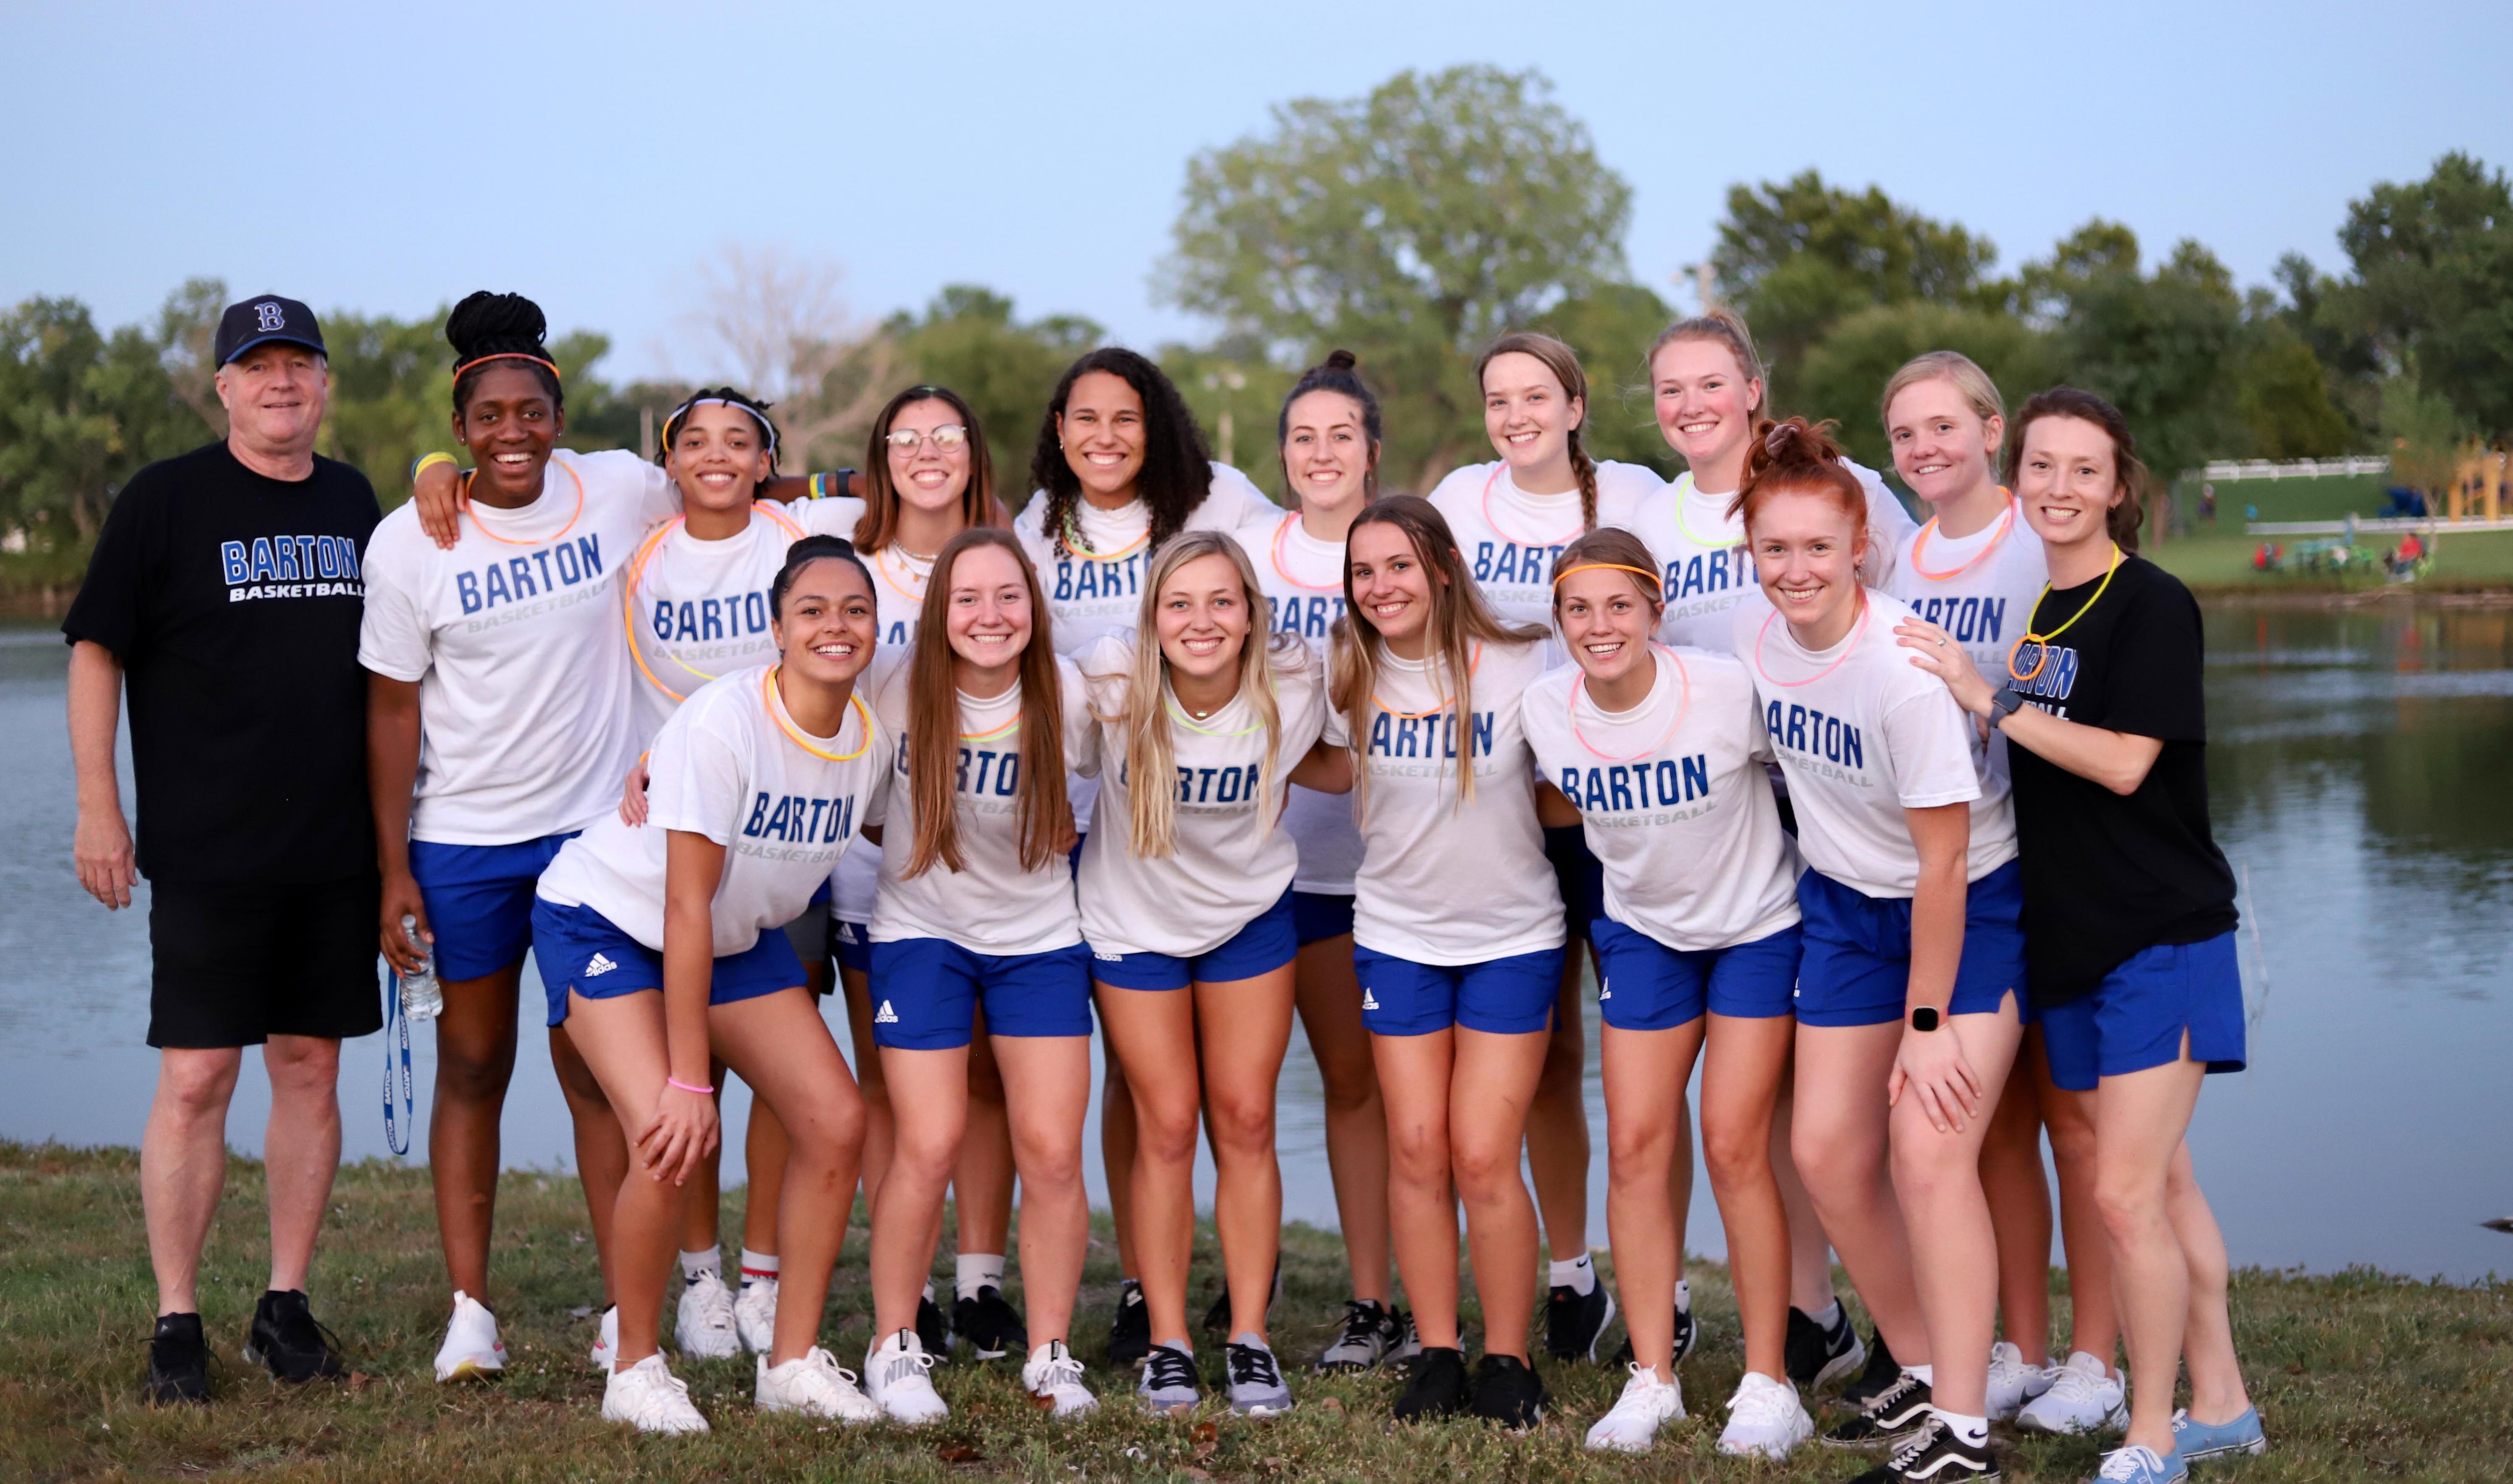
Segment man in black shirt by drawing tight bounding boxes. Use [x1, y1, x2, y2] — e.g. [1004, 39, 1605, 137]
[64, 295, 381, 1405]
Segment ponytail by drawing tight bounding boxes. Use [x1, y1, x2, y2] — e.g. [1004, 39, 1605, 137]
[1477, 332, 1599, 531]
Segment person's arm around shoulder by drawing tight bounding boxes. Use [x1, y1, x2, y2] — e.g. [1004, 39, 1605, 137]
[1893, 609, 2163, 796]
[68, 642, 136, 909]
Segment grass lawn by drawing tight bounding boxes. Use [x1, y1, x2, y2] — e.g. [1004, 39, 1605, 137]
[3, 1144, 2507, 1481]
[2145, 473, 2513, 596]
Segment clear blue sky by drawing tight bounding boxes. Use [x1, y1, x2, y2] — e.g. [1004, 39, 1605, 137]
[8, 0, 2507, 381]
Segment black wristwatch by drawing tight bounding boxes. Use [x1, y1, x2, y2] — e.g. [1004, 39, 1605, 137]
[1987, 687, 2027, 727]
[1909, 1006, 1942, 1033]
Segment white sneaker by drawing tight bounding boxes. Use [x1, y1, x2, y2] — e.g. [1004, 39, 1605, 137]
[1718, 1369, 1814, 1459]
[864, 1327, 949, 1425]
[432, 1290, 506, 1382]
[1022, 1339, 1099, 1418]
[588, 1304, 618, 1372]
[1987, 1338, 2057, 1421]
[2017, 1348, 2127, 1434]
[756, 1346, 880, 1424]
[735, 1275, 779, 1354]
[676, 1269, 741, 1360]
[601, 1352, 709, 1434]
[1585, 1363, 1685, 1452]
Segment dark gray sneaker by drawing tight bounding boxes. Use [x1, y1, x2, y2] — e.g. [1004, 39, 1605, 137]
[1468, 1353, 1548, 1428]
[146, 1312, 210, 1405]
[244, 1290, 342, 1382]
[1107, 1280, 1151, 1368]
[1225, 1334, 1294, 1416]
[1315, 1299, 1407, 1373]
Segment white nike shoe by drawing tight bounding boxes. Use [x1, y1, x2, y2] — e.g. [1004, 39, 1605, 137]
[756, 1346, 880, 1423]
[1022, 1339, 1098, 1418]
[601, 1352, 708, 1434]
[1986, 1338, 2056, 1421]
[864, 1327, 949, 1425]
[735, 1275, 778, 1354]
[1717, 1369, 1814, 1459]
[1585, 1363, 1685, 1452]
[677, 1269, 741, 1360]
[432, 1290, 506, 1382]
[588, 1304, 618, 1372]
[2016, 1349, 2127, 1434]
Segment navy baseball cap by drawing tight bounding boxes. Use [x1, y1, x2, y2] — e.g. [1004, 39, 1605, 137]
[214, 295, 326, 365]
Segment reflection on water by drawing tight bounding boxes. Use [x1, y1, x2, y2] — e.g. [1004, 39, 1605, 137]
[3, 607, 2507, 1280]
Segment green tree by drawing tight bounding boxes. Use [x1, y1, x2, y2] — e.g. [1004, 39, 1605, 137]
[2232, 318, 2356, 458]
[2338, 152, 2513, 440]
[1530, 280, 1681, 476]
[1161, 64, 1634, 489]
[2026, 225, 2247, 489]
[1796, 303, 2060, 470]
[884, 285, 1104, 500]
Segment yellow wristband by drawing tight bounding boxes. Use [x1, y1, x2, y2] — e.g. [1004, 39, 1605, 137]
[412, 451, 457, 484]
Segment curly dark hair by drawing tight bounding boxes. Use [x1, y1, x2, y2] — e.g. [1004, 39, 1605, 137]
[1027, 347, 1213, 557]
[446, 290, 564, 417]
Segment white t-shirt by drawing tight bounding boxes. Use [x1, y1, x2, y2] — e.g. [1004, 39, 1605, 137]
[868, 658, 1098, 954]
[1424, 459, 1661, 640]
[1730, 588, 2016, 897]
[359, 447, 678, 844]
[1073, 632, 1328, 958]
[858, 536, 938, 649]
[1888, 496, 2049, 789]
[1520, 648, 1801, 951]
[1323, 637, 1562, 965]
[1633, 464, 1921, 654]
[535, 664, 890, 956]
[1230, 512, 1362, 895]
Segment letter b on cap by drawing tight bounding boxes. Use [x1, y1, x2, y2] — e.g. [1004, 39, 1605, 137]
[255, 302, 285, 332]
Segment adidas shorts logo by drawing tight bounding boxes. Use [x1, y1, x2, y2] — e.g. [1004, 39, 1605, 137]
[837, 922, 861, 944]
[1093, 950, 1122, 962]
[1599, 982, 1612, 999]
[873, 1000, 898, 1024]
[583, 952, 619, 978]
[1360, 987, 1380, 1011]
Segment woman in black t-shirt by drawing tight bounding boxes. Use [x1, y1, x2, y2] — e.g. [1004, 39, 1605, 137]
[1896, 389, 2265, 1481]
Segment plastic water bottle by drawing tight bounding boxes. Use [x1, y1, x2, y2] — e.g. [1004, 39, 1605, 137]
[398, 914, 443, 1022]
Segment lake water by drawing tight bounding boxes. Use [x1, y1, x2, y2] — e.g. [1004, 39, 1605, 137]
[3, 604, 2507, 1282]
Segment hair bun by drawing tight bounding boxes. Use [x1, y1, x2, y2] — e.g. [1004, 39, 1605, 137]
[445, 290, 550, 363]
[1323, 348, 1359, 373]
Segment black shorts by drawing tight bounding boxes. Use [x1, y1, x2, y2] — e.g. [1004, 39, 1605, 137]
[148, 875, 384, 1049]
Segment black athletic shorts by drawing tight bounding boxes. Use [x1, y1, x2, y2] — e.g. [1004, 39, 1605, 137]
[147, 875, 384, 1048]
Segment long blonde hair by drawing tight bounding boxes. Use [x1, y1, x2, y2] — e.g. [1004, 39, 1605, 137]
[1101, 530, 1309, 858]
[1328, 495, 1544, 810]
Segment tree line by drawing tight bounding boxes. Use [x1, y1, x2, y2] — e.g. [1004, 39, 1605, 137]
[4, 64, 2504, 598]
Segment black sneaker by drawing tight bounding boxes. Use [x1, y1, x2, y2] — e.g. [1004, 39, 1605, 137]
[1837, 1330, 1901, 1412]
[1200, 1256, 1282, 1335]
[952, 1284, 1025, 1360]
[243, 1290, 342, 1383]
[1107, 1279, 1151, 1368]
[1823, 1369, 1934, 1447]
[917, 1290, 953, 1362]
[1467, 1353, 1548, 1428]
[145, 1312, 210, 1405]
[1609, 1301, 1697, 1369]
[1786, 1304, 1869, 1392]
[1315, 1299, 1407, 1373]
[1543, 1279, 1616, 1363]
[1845, 1415, 2001, 1482]
[1391, 1345, 1468, 1421]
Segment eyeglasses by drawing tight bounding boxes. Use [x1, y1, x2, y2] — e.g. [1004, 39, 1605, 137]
[884, 425, 970, 453]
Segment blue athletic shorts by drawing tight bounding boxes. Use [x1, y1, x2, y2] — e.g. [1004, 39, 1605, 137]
[830, 914, 873, 975]
[408, 833, 576, 982]
[1293, 891, 1356, 947]
[1543, 824, 1606, 941]
[2038, 931, 2246, 1092]
[869, 939, 1093, 1049]
[1794, 860, 2028, 1028]
[1091, 888, 1298, 991]
[528, 897, 805, 1028]
[1591, 917, 1803, 1029]
[1355, 944, 1566, 1037]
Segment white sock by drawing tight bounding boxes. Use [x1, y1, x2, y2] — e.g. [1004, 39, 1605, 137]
[956, 1253, 1007, 1303]
[2067, 1348, 2116, 1379]
[1675, 1277, 1692, 1314]
[921, 1280, 936, 1304]
[1549, 1254, 1596, 1296]
[1810, 1298, 1843, 1330]
[739, 1248, 779, 1285]
[1936, 1409, 1989, 1446]
[1906, 1364, 1935, 1386]
[679, 1246, 722, 1282]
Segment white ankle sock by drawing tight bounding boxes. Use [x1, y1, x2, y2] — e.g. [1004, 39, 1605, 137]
[1811, 1298, 1843, 1330]
[921, 1280, 936, 1304]
[679, 1246, 722, 1282]
[1906, 1364, 1935, 1385]
[1675, 1277, 1692, 1314]
[1549, 1253, 1596, 1296]
[956, 1253, 1007, 1303]
[738, 1248, 779, 1284]
[1937, 1410, 1989, 1446]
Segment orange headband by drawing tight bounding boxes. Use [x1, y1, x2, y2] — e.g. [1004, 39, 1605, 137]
[453, 352, 560, 380]
[1551, 562, 1663, 592]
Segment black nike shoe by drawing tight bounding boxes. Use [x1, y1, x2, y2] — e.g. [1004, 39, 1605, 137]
[1610, 1300, 1698, 1369]
[1106, 1279, 1151, 1368]
[1543, 1279, 1616, 1362]
[1823, 1369, 1934, 1447]
[1200, 1256, 1282, 1335]
[1837, 1329, 1902, 1412]
[1391, 1345, 1469, 1421]
[1845, 1415, 2001, 1482]
[1786, 1303, 1868, 1393]
[145, 1312, 210, 1405]
[917, 1290, 953, 1362]
[1467, 1353, 1548, 1428]
[953, 1284, 1025, 1360]
[243, 1290, 342, 1383]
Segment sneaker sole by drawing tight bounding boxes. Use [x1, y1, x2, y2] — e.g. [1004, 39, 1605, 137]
[1233, 1400, 1295, 1417]
[2182, 1438, 2268, 1462]
[434, 1355, 505, 1382]
[1808, 1337, 1866, 1393]
[241, 1344, 338, 1383]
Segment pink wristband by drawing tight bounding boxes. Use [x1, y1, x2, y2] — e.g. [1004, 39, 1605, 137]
[666, 1077, 714, 1095]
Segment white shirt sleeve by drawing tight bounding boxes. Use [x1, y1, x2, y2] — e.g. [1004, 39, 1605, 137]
[355, 521, 432, 682]
[647, 707, 751, 845]
[794, 496, 869, 539]
[1880, 687, 1983, 810]
[1206, 463, 1282, 528]
[1059, 658, 1104, 779]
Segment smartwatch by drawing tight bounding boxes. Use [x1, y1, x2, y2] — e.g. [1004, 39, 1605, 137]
[1987, 687, 2028, 726]
[1909, 1006, 1942, 1033]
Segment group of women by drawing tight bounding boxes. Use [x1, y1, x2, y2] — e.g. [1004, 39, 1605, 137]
[361, 288, 2265, 1484]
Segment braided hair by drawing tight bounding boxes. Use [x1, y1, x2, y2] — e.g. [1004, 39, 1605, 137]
[1477, 332, 1599, 533]
[1028, 347, 1214, 558]
[446, 290, 564, 416]
[661, 386, 781, 480]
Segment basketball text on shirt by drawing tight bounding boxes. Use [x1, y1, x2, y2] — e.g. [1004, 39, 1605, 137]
[1661, 546, 1753, 604]
[1763, 700, 1870, 785]
[455, 534, 607, 615]
[651, 588, 776, 651]
[739, 789, 858, 847]
[1906, 595, 2011, 651]
[2009, 643, 2081, 715]
[1045, 551, 1143, 603]
[1556, 754, 1715, 827]
[1265, 593, 1345, 640]
[1365, 708, 1496, 769]
[220, 534, 365, 602]
[1470, 539, 1568, 589]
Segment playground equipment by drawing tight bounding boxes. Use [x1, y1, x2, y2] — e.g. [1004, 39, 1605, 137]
[2444, 447, 2508, 522]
